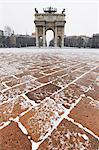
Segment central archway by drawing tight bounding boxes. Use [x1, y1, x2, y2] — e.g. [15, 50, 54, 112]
[46, 29, 54, 47]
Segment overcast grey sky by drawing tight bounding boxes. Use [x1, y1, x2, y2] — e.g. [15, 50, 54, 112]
[0, 0, 99, 37]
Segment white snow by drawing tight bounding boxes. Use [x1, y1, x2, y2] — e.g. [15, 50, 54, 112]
[82, 134, 89, 141]
[89, 100, 99, 109]
[0, 121, 10, 130]
[0, 48, 99, 149]
[18, 122, 28, 135]
[32, 141, 40, 150]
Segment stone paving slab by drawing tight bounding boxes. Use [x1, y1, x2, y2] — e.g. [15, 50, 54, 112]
[85, 83, 99, 100]
[1, 80, 41, 103]
[75, 71, 98, 91]
[26, 83, 61, 103]
[5, 78, 21, 87]
[38, 119, 99, 150]
[37, 69, 68, 83]
[0, 49, 99, 150]
[68, 97, 99, 137]
[42, 69, 56, 74]
[0, 121, 32, 150]
[52, 83, 84, 109]
[0, 76, 16, 83]
[19, 98, 64, 142]
[0, 83, 6, 93]
[0, 96, 32, 126]
[52, 73, 76, 87]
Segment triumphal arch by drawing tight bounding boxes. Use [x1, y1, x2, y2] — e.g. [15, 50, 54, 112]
[34, 7, 66, 47]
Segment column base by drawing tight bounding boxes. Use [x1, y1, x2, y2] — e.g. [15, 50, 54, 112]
[54, 43, 57, 47]
[61, 43, 64, 47]
[43, 43, 46, 47]
[36, 42, 39, 47]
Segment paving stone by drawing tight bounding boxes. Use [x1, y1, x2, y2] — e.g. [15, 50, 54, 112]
[0, 50, 99, 149]
[30, 72, 44, 78]
[69, 97, 99, 136]
[15, 72, 30, 78]
[0, 121, 32, 150]
[20, 75, 36, 82]
[52, 67, 61, 71]
[5, 78, 21, 87]
[85, 83, 99, 100]
[52, 73, 75, 87]
[2, 80, 41, 102]
[0, 96, 32, 126]
[70, 63, 85, 71]
[75, 71, 97, 91]
[0, 83, 6, 93]
[37, 75, 54, 83]
[19, 98, 64, 142]
[26, 83, 61, 103]
[1, 85, 26, 101]
[52, 83, 84, 109]
[78, 66, 92, 72]
[38, 119, 99, 150]
[38, 69, 67, 83]
[0, 76, 16, 83]
[42, 69, 55, 74]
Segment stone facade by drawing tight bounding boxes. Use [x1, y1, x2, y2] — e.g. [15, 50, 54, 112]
[92, 34, 99, 48]
[3, 35, 36, 48]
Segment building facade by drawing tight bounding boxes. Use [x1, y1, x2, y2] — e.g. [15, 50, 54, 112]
[0, 30, 4, 47]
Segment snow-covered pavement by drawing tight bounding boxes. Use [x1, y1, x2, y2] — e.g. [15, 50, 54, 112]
[0, 48, 99, 150]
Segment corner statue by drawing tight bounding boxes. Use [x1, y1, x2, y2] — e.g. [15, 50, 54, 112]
[35, 8, 38, 13]
[62, 8, 65, 14]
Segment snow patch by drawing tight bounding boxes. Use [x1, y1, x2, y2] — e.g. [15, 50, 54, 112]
[18, 122, 28, 135]
[89, 100, 99, 109]
[82, 134, 89, 141]
[32, 141, 40, 150]
[0, 121, 10, 130]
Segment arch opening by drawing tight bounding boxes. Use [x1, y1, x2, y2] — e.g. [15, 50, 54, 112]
[46, 30, 54, 47]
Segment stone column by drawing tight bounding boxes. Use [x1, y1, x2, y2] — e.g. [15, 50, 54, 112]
[43, 26, 46, 47]
[36, 26, 39, 47]
[61, 27, 64, 47]
[54, 27, 57, 47]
